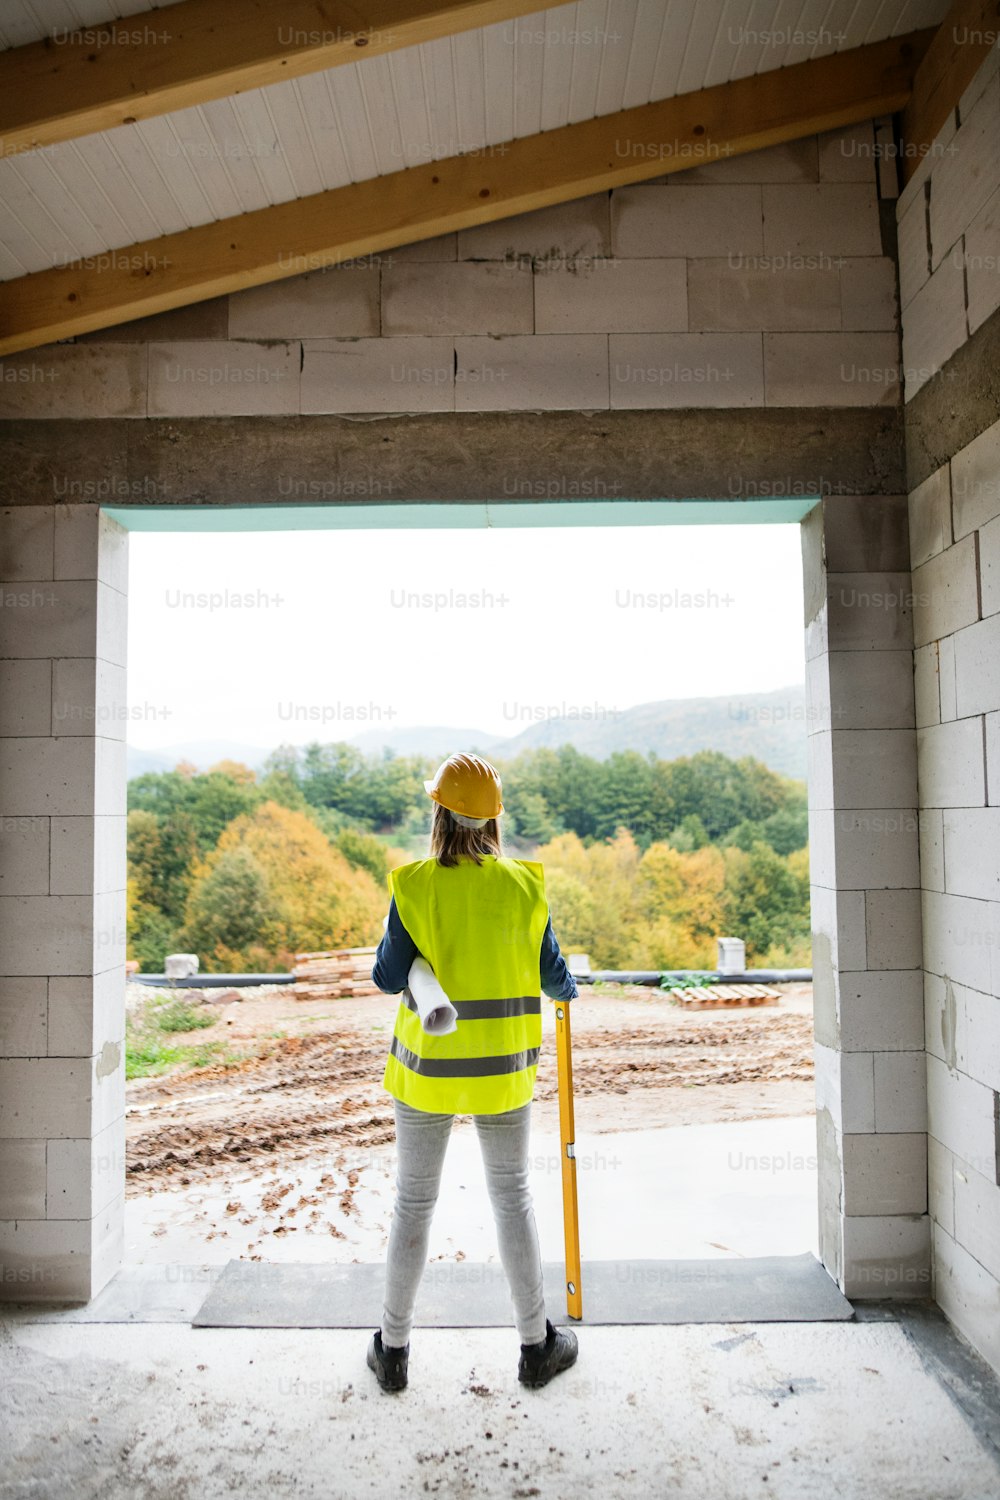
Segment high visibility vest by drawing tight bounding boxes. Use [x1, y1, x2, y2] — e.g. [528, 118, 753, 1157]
[382, 853, 549, 1115]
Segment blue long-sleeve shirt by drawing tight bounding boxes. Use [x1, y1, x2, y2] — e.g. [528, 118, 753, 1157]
[372, 895, 579, 1002]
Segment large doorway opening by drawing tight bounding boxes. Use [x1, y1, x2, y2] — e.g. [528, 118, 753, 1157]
[111, 497, 824, 1303]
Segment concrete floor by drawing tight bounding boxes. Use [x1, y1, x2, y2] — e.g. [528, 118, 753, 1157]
[5, 1111, 999, 1496]
[3, 1306, 1000, 1498]
[124, 1113, 821, 1268]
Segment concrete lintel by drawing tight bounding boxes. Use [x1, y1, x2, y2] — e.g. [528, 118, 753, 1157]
[0, 408, 905, 509]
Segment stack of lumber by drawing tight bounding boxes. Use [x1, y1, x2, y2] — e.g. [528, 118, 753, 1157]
[293, 946, 380, 1000]
[665, 982, 780, 1009]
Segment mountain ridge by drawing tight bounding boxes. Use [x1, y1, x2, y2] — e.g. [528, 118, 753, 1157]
[127, 684, 808, 780]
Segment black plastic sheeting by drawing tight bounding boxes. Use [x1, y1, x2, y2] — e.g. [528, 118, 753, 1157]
[133, 969, 812, 989]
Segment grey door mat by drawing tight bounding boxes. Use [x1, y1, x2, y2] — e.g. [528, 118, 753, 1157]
[191, 1252, 853, 1328]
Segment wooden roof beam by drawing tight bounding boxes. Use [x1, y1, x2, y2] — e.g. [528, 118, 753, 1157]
[899, 0, 1000, 183]
[0, 0, 565, 158]
[0, 28, 934, 356]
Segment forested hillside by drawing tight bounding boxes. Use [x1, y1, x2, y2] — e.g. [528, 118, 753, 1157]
[127, 742, 811, 973]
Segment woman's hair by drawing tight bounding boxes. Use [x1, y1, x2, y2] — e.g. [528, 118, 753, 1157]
[429, 802, 502, 867]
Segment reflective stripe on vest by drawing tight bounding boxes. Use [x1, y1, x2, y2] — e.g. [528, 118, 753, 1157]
[382, 854, 548, 1115]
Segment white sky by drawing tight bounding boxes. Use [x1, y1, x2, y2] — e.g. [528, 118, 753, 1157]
[125, 523, 806, 751]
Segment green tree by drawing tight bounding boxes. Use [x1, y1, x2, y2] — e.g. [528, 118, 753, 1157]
[720, 841, 810, 961]
[182, 845, 277, 966]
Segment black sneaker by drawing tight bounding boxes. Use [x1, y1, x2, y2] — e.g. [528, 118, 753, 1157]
[367, 1330, 409, 1392]
[518, 1318, 578, 1388]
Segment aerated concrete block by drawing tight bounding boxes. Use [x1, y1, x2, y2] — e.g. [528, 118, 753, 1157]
[900, 251, 968, 400]
[911, 535, 980, 647]
[0, 661, 51, 737]
[610, 332, 763, 408]
[458, 194, 610, 262]
[0, 1214, 93, 1302]
[0, 895, 94, 976]
[0, 738, 96, 816]
[0, 582, 96, 662]
[919, 808, 945, 892]
[896, 189, 930, 312]
[0, 977, 47, 1057]
[611, 185, 764, 258]
[960, 982, 1000, 1092]
[814, 1041, 875, 1132]
[301, 337, 454, 413]
[761, 184, 882, 257]
[827, 729, 918, 809]
[51, 659, 129, 742]
[678, 137, 817, 184]
[929, 83, 1000, 267]
[842, 1132, 927, 1215]
[842, 1213, 931, 1299]
[826, 573, 914, 652]
[456, 335, 608, 412]
[953, 612, 1000, 717]
[986, 711, 1000, 804]
[838, 969, 924, 1051]
[926, 1053, 998, 1182]
[0, 345, 147, 420]
[0, 1057, 91, 1138]
[46, 1114, 125, 1219]
[839, 258, 898, 332]
[147, 341, 299, 418]
[908, 464, 952, 568]
[964, 181, 1000, 334]
[764, 332, 900, 407]
[826, 650, 915, 729]
[979, 512, 1000, 617]
[865, 889, 922, 970]
[53, 507, 128, 591]
[228, 266, 380, 339]
[382, 262, 533, 336]
[928, 1133, 955, 1235]
[48, 967, 125, 1058]
[933, 1220, 1000, 1375]
[942, 808, 1000, 898]
[916, 719, 986, 807]
[686, 259, 839, 332]
[913, 642, 941, 729]
[0, 817, 49, 896]
[872, 1051, 927, 1132]
[950, 417, 1000, 538]
[535, 258, 687, 334]
[921, 889, 998, 997]
[0, 1139, 46, 1219]
[0, 508, 53, 582]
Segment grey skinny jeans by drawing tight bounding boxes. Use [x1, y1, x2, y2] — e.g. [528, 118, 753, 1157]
[380, 1097, 548, 1348]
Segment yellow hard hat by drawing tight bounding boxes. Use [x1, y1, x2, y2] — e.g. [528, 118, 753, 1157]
[424, 752, 504, 820]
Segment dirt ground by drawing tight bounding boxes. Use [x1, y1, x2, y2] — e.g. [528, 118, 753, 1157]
[126, 981, 815, 1199]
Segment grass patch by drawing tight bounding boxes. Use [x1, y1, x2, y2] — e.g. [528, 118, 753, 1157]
[126, 988, 237, 1079]
[153, 998, 218, 1034]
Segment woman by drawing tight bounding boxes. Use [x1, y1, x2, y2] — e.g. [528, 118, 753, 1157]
[367, 751, 580, 1393]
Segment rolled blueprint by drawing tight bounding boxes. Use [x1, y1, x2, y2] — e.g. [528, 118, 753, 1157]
[407, 955, 458, 1036]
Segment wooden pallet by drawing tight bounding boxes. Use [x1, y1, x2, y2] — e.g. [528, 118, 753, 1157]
[664, 982, 781, 1008]
[293, 945, 380, 1000]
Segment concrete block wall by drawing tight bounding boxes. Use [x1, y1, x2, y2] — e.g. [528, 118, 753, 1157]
[897, 43, 1000, 1377]
[0, 506, 128, 1299]
[897, 44, 1000, 399]
[0, 118, 929, 1309]
[909, 420, 1000, 1374]
[0, 123, 900, 415]
[801, 495, 928, 1299]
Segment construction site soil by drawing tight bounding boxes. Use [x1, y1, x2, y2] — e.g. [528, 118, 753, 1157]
[126, 982, 815, 1198]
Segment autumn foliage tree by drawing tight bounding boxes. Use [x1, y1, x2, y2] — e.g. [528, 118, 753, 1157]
[180, 801, 385, 970]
